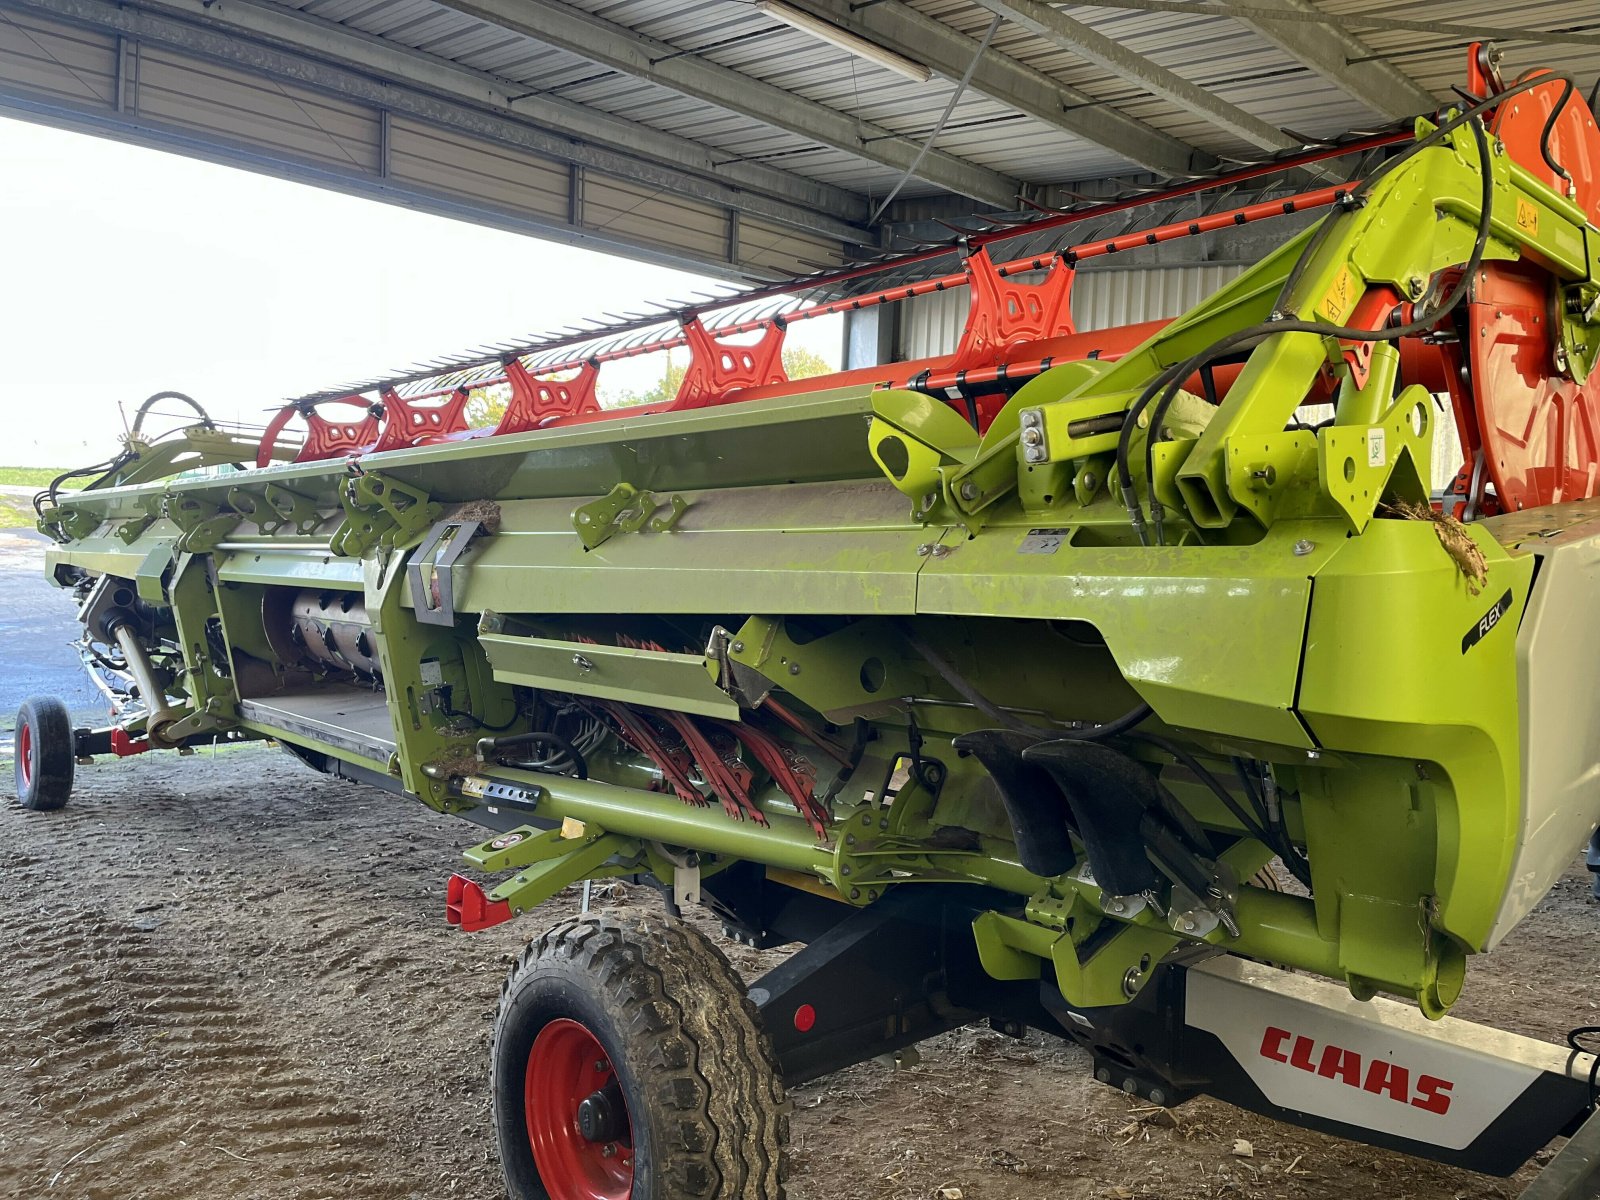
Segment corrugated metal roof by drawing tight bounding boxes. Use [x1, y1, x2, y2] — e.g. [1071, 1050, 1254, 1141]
[264, 0, 1600, 207]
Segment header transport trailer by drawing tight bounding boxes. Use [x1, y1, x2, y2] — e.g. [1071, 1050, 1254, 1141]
[17, 45, 1600, 1200]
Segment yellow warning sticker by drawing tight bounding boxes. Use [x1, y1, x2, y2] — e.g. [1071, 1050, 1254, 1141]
[1516, 197, 1540, 236]
[1319, 263, 1358, 324]
[460, 774, 489, 798]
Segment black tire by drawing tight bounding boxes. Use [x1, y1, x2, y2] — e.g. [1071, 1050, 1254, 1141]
[14, 695, 74, 811]
[492, 914, 788, 1200]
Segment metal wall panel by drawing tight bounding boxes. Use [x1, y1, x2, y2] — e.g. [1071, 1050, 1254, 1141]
[581, 174, 730, 268]
[1071, 264, 1245, 333]
[387, 117, 569, 224]
[0, 4, 845, 280]
[136, 46, 381, 172]
[897, 264, 1247, 359]
[0, 8, 114, 107]
[738, 214, 844, 281]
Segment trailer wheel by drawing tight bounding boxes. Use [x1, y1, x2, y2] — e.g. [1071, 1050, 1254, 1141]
[492, 914, 788, 1200]
[14, 696, 74, 811]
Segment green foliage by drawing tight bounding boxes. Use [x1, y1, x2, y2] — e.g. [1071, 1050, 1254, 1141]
[0, 495, 36, 529]
[782, 345, 833, 380]
[602, 345, 836, 409]
[465, 384, 512, 429]
[0, 466, 69, 488]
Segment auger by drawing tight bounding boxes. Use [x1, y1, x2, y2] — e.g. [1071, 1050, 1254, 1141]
[19, 45, 1600, 1200]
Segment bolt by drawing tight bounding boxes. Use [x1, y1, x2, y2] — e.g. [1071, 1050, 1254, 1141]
[1149, 1088, 1168, 1107]
[572, 653, 594, 672]
[788, 662, 801, 676]
[732, 640, 744, 652]
[1080, 471, 1098, 492]
[929, 544, 951, 558]
[1178, 917, 1198, 934]
[959, 481, 979, 501]
[845, 833, 857, 846]
[850, 887, 861, 900]
[602, 1144, 616, 1158]
[1024, 446, 1046, 463]
[879, 818, 890, 830]
[841, 864, 852, 876]
[595, 1060, 607, 1072]
[1307, 749, 1321, 760]
[1021, 409, 1042, 428]
[1122, 1078, 1138, 1095]
[1293, 539, 1315, 556]
[916, 543, 933, 556]
[1021, 428, 1042, 446]
[1095, 1067, 1113, 1084]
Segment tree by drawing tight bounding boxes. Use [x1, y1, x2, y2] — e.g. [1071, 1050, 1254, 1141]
[782, 345, 833, 380]
[601, 343, 836, 408]
[465, 382, 511, 428]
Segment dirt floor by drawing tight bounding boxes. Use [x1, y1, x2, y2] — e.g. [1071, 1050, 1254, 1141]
[5, 747, 1600, 1200]
[2, 530, 1598, 1200]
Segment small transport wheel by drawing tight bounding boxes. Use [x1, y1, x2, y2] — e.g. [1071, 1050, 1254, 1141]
[493, 914, 788, 1200]
[14, 695, 75, 811]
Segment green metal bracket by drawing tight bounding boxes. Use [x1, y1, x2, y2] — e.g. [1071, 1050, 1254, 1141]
[462, 822, 638, 917]
[331, 471, 438, 558]
[134, 541, 177, 606]
[165, 494, 241, 553]
[114, 494, 166, 545]
[868, 389, 979, 522]
[727, 616, 921, 721]
[973, 908, 1178, 1007]
[1318, 383, 1434, 533]
[40, 502, 101, 542]
[950, 361, 1110, 521]
[228, 483, 325, 536]
[572, 482, 688, 550]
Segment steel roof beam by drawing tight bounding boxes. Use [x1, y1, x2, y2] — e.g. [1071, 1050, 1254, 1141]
[6, 0, 874, 243]
[777, 0, 1213, 178]
[1197, 0, 1436, 120]
[970, 0, 1308, 156]
[428, 0, 1022, 209]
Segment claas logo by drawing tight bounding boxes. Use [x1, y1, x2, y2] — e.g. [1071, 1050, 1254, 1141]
[1259, 1027, 1454, 1114]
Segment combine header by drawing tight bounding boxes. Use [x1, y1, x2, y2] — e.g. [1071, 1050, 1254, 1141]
[19, 47, 1600, 1199]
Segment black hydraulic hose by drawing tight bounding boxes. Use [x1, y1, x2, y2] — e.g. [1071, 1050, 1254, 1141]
[1126, 120, 1492, 544]
[130, 390, 214, 436]
[1066, 701, 1154, 741]
[481, 730, 589, 779]
[1130, 732, 1313, 889]
[1115, 73, 1577, 543]
[894, 619, 1152, 741]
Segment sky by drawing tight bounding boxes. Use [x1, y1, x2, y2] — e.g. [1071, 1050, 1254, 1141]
[0, 116, 841, 465]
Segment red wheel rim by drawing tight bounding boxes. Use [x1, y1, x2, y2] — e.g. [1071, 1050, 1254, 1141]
[17, 721, 32, 790]
[525, 1018, 634, 1200]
